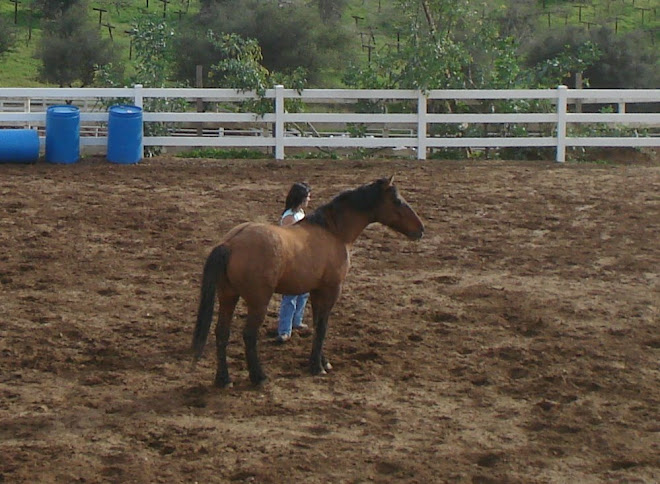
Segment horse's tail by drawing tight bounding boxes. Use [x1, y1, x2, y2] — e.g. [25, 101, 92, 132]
[192, 245, 230, 364]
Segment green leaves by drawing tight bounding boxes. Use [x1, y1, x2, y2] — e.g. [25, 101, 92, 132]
[37, 3, 119, 87]
[532, 41, 601, 87]
[343, 0, 605, 91]
[130, 16, 176, 87]
[208, 32, 269, 94]
[206, 31, 307, 115]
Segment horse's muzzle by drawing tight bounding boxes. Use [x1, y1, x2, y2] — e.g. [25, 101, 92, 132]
[407, 227, 424, 240]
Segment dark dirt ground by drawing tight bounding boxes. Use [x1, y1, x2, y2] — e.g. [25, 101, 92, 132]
[1, 152, 659, 483]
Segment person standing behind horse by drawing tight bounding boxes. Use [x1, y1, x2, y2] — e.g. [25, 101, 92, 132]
[276, 182, 312, 343]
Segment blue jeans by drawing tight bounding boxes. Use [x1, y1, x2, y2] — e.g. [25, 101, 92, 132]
[278, 293, 309, 337]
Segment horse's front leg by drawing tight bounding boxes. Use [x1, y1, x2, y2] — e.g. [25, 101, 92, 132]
[309, 286, 340, 375]
[310, 312, 330, 375]
[243, 304, 269, 385]
[214, 293, 239, 388]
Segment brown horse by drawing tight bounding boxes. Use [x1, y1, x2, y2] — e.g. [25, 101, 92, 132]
[192, 177, 424, 387]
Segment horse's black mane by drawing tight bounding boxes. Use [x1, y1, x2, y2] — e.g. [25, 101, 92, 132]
[305, 178, 396, 229]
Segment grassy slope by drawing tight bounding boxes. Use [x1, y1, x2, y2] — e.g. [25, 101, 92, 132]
[0, 0, 657, 87]
[0, 0, 200, 86]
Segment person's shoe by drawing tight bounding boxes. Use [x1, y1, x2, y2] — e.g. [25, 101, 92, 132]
[293, 323, 309, 331]
[276, 334, 291, 343]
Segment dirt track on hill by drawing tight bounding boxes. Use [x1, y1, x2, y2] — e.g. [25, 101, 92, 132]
[1, 154, 659, 483]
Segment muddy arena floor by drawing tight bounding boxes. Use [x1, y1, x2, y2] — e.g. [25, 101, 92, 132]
[1, 154, 659, 483]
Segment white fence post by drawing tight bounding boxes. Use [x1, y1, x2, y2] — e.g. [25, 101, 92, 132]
[133, 84, 144, 160]
[556, 85, 568, 163]
[26, 96, 31, 130]
[417, 91, 427, 160]
[275, 85, 285, 160]
[133, 84, 144, 108]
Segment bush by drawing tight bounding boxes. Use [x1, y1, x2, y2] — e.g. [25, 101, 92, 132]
[524, 26, 659, 89]
[36, 4, 119, 87]
[31, 0, 83, 19]
[177, 148, 269, 159]
[0, 16, 17, 58]
[171, 0, 352, 87]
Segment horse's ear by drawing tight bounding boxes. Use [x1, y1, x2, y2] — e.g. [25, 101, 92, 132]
[387, 175, 395, 186]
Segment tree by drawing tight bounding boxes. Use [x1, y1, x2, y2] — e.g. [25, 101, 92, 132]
[584, 28, 658, 89]
[495, 0, 538, 42]
[172, 0, 352, 87]
[206, 33, 269, 93]
[199, 0, 229, 12]
[206, 31, 306, 92]
[341, 0, 603, 160]
[0, 16, 17, 58]
[529, 39, 601, 88]
[342, 0, 607, 91]
[36, 4, 120, 87]
[315, 0, 348, 24]
[94, 15, 185, 156]
[343, 0, 513, 90]
[523, 26, 657, 89]
[31, 0, 83, 19]
[96, 15, 176, 88]
[129, 16, 176, 87]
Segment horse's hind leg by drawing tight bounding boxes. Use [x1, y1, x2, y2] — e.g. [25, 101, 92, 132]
[214, 292, 239, 388]
[243, 304, 268, 386]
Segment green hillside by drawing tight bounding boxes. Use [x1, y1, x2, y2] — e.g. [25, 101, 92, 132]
[0, 0, 657, 87]
[0, 0, 201, 86]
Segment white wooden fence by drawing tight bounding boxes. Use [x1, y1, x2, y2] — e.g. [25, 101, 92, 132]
[0, 85, 658, 162]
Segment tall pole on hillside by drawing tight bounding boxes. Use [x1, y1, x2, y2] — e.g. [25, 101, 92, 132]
[27, 7, 32, 44]
[160, 0, 170, 17]
[10, 0, 20, 24]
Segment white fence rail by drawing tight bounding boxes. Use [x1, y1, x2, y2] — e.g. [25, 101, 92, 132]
[0, 85, 658, 162]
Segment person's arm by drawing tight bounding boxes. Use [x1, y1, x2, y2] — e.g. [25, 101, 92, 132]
[281, 214, 296, 226]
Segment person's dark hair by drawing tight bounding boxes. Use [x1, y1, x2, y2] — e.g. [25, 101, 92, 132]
[283, 182, 311, 214]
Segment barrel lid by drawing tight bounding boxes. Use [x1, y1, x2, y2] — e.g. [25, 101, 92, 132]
[109, 105, 143, 116]
[47, 105, 80, 115]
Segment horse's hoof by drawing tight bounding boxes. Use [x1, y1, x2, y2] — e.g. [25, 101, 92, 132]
[250, 375, 268, 386]
[310, 366, 327, 376]
[214, 379, 233, 389]
[323, 361, 333, 371]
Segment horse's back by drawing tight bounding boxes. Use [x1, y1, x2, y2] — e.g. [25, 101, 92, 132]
[222, 222, 284, 280]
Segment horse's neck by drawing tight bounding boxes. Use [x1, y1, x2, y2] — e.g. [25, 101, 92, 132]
[325, 208, 371, 244]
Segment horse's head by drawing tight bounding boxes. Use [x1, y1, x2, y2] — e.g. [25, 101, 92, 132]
[374, 176, 424, 240]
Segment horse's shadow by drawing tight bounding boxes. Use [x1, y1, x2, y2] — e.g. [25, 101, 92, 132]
[93, 343, 320, 420]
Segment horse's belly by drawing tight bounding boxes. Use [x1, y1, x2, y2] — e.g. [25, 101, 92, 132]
[274, 280, 308, 295]
[274, 264, 319, 294]
[275, 251, 347, 295]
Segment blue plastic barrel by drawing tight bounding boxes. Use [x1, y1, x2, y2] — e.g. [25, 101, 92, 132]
[46, 105, 80, 164]
[107, 105, 143, 164]
[0, 129, 40, 163]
